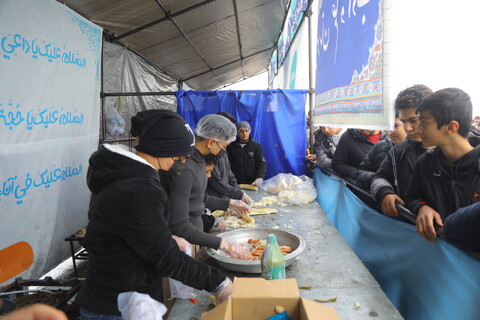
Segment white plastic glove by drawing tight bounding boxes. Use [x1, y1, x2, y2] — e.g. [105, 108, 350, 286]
[211, 217, 227, 232]
[252, 178, 263, 186]
[241, 192, 253, 205]
[211, 277, 233, 305]
[219, 239, 252, 260]
[172, 235, 191, 253]
[228, 199, 251, 216]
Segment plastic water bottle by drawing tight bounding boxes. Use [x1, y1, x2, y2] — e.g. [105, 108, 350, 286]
[261, 234, 286, 279]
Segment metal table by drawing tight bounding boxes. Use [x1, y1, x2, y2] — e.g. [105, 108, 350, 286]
[168, 190, 403, 320]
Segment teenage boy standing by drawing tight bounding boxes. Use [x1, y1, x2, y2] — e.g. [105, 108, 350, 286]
[369, 85, 433, 216]
[406, 88, 480, 241]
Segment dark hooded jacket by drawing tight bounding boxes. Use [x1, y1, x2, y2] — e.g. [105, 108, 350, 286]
[359, 137, 394, 173]
[76, 145, 225, 315]
[443, 201, 480, 252]
[406, 145, 480, 220]
[227, 137, 266, 184]
[332, 129, 385, 180]
[368, 138, 426, 202]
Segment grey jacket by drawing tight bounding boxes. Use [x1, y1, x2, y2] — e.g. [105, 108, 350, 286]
[168, 148, 230, 249]
[206, 152, 244, 200]
[313, 129, 342, 168]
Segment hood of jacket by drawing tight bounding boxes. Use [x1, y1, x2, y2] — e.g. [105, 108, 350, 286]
[429, 145, 480, 176]
[87, 144, 159, 194]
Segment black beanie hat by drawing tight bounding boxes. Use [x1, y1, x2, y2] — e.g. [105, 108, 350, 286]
[131, 109, 195, 157]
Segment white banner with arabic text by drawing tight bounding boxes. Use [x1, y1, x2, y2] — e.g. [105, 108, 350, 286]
[0, 0, 102, 282]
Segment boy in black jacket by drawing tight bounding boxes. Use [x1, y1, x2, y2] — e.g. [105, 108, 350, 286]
[368, 85, 433, 216]
[406, 88, 480, 241]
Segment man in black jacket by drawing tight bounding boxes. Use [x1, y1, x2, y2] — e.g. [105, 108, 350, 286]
[406, 88, 480, 241]
[331, 128, 384, 182]
[76, 110, 232, 318]
[369, 84, 433, 217]
[227, 121, 267, 186]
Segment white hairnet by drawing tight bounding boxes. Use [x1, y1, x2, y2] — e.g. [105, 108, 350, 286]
[195, 114, 237, 142]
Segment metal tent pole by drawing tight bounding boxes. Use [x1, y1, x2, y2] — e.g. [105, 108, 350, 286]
[100, 38, 106, 144]
[306, 7, 315, 153]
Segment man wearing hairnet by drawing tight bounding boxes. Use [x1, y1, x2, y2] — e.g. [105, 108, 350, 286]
[168, 114, 251, 259]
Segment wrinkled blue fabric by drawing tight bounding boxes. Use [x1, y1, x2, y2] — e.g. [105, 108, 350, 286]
[176, 90, 308, 178]
[313, 168, 480, 320]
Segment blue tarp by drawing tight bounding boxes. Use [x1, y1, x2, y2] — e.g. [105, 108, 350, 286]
[313, 168, 480, 320]
[176, 90, 308, 179]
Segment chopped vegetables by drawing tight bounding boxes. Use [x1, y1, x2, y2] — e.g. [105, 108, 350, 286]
[240, 239, 292, 260]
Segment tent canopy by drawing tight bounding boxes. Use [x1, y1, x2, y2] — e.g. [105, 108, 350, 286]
[65, 0, 288, 90]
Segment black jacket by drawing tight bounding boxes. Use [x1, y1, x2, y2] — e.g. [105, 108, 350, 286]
[369, 138, 426, 202]
[443, 201, 480, 252]
[76, 145, 225, 315]
[359, 137, 394, 173]
[468, 128, 480, 147]
[313, 129, 341, 168]
[206, 152, 243, 200]
[406, 145, 480, 219]
[168, 148, 230, 249]
[332, 129, 385, 180]
[227, 137, 267, 184]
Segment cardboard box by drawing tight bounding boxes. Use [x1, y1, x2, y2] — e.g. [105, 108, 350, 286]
[201, 278, 339, 320]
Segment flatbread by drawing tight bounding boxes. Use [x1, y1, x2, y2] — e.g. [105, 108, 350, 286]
[212, 210, 225, 218]
[212, 207, 277, 218]
[239, 184, 258, 191]
[250, 208, 279, 216]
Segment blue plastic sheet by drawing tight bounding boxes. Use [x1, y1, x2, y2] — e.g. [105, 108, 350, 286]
[176, 90, 308, 179]
[313, 168, 480, 320]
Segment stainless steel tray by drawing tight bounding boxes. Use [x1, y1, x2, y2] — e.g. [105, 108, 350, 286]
[205, 228, 306, 274]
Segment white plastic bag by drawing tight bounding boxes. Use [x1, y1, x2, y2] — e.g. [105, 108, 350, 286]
[260, 173, 303, 195]
[105, 102, 125, 137]
[278, 181, 317, 205]
[262, 174, 317, 205]
[118, 292, 167, 320]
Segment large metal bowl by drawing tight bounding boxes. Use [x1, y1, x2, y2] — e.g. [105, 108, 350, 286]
[205, 228, 306, 274]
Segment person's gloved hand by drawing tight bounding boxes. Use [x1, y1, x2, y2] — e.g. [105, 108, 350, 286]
[228, 199, 251, 216]
[172, 235, 191, 253]
[252, 178, 263, 186]
[241, 192, 253, 205]
[211, 277, 233, 305]
[219, 239, 252, 259]
[211, 217, 227, 232]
